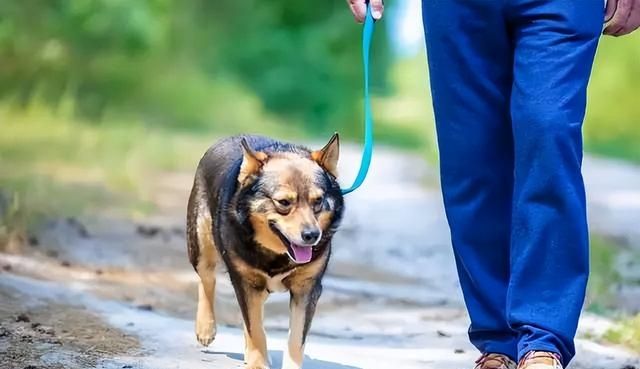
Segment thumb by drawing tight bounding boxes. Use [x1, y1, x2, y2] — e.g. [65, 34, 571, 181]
[370, 0, 384, 20]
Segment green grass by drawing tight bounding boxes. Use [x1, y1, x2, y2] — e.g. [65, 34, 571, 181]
[0, 108, 195, 216]
[586, 236, 640, 353]
[1, 97, 305, 169]
[585, 236, 622, 314]
[605, 314, 640, 352]
[0, 102, 304, 230]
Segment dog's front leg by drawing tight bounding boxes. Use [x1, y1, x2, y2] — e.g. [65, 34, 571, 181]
[283, 283, 322, 369]
[236, 283, 270, 369]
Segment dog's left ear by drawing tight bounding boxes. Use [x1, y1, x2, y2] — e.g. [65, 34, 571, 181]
[312, 133, 339, 177]
[239, 138, 267, 185]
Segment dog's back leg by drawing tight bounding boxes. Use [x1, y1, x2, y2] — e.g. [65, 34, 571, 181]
[187, 179, 218, 347]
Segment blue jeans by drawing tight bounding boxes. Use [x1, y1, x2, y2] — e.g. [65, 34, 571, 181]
[422, 0, 603, 365]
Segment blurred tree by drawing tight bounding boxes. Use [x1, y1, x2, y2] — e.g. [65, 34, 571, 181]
[202, 0, 390, 134]
[0, 0, 390, 135]
[0, 0, 170, 115]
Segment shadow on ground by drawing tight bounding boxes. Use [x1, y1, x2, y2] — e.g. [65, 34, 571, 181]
[209, 350, 362, 369]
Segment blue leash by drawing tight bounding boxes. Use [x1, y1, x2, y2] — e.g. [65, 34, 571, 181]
[341, 5, 375, 195]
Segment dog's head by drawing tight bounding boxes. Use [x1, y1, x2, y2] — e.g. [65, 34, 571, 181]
[234, 134, 344, 264]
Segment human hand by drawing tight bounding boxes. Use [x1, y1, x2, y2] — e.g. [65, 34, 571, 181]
[604, 0, 640, 36]
[346, 0, 384, 23]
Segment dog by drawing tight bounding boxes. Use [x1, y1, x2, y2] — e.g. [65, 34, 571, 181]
[186, 134, 344, 369]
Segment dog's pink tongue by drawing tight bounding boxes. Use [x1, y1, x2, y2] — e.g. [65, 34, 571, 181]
[290, 244, 312, 264]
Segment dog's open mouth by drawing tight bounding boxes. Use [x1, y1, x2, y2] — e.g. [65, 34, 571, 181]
[269, 223, 313, 264]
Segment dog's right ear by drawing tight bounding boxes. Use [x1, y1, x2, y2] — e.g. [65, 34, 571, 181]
[312, 132, 340, 178]
[239, 138, 267, 185]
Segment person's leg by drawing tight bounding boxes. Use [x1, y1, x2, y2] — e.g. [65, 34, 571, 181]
[422, 0, 517, 359]
[506, 0, 604, 365]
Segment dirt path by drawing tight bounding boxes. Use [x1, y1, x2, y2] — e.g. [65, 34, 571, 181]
[1, 145, 639, 369]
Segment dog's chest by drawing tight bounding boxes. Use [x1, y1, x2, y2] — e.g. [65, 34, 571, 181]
[265, 269, 295, 293]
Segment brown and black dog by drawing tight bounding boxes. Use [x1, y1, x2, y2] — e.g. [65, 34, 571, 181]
[186, 134, 344, 369]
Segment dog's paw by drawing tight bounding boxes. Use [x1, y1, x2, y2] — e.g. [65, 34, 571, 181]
[244, 357, 270, 369]
[195, 322, 216, 347]
[196, 333, 215, 347]
[281, 362, 301, 369]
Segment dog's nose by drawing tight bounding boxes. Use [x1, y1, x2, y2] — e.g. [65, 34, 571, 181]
[301, 229, 321, 244]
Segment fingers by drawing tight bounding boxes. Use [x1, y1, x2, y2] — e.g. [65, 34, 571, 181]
[620, 0, 640, 35]
[605, 0, 619, 22]
[347, 0, 367, 23]
[603, 0, 626, 35]
[604, 0, 640, 36]
[370, 0, 385, 20]
[347, 0, 384, 23]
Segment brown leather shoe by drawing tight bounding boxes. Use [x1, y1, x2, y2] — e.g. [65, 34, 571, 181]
[517, 351, 563, 369]
[475, 353, 517, 369]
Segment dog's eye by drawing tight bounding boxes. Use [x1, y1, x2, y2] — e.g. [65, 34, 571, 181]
[313, 197, 324, 212]
[276, 199, 291, 207]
